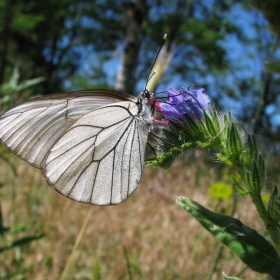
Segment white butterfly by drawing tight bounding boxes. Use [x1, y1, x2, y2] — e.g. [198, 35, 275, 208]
[0, 88, 155, 205]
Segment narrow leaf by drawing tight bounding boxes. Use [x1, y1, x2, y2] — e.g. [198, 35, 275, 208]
[204, 111, 217, 136]
[229, 123, 242, 157]
[232, 177, 249, 195]
[268, 186, 280, 224]
[264, 60, 280, 74]
[177, 197, 280, 278]
[210, 107, 221, 133]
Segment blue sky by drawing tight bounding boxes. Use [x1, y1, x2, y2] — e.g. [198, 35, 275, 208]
[61, 3, 279, 128]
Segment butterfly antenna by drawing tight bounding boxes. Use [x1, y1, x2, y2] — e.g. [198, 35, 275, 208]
[144, 34, 168, 91]
[187, 81, 198, 91]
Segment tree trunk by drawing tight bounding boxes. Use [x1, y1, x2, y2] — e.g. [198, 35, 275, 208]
[252, 73, 272, 134]
[0, 0, 16, 86]
[115, 0, 147, 95]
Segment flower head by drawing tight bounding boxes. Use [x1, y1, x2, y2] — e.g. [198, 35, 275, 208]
[155, 87, 211, 125]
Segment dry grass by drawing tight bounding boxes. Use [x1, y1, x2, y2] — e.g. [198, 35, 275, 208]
[0, 151, 269, 279]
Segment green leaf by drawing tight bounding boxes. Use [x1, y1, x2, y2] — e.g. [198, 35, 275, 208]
[0, 234, 45, 253]
[232, 177, 250, 195]
[257, 154, 265, 188]
[93, 259, 101, 280]
[252, 162, 262, 191]
[15, 77, 45, 91]
[9, 224, 27, 234]
[268, 186, 280, 224]
[204, 111, 217, 137]
[228, 123, 242, 159]
[146, 147, 181, 169]
[216, 153, 233, 166]
[264, 60, 280, 74]
[226, 123, 232, 155]
[243, 170, 254, 192]
[177, 197, 280, 278]
[210, 107, 221, 133]
[242, 135, 257, 166]
[184, 115, 203, 137]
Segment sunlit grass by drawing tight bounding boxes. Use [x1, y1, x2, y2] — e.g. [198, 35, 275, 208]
[0, 151, 268, 279]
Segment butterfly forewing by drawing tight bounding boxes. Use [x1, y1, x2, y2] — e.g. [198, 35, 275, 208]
[42, 101, 150, 205]
[0, 89, 136, 168]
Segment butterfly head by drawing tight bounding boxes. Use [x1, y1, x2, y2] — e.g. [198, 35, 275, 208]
[135, 89, 154, 124]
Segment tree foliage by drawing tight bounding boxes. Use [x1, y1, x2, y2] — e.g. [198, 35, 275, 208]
[0, 0, 280, 148]
[0, 0, 124, 96]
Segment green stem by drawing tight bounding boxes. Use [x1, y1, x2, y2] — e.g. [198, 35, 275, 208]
[250, 191, 280, 254]
[208, 244, 223, 280]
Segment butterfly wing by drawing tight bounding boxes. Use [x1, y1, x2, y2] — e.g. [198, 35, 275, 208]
[0, 89, 136, 168]
[42, 101, 150, 205]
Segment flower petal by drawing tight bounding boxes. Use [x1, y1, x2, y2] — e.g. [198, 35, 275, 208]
[155, 87, 211, 127]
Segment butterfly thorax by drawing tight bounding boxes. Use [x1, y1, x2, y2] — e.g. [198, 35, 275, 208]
[137, 90, 154, 124]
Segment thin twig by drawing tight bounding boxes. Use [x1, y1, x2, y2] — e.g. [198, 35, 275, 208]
[59, 208, 93, 280]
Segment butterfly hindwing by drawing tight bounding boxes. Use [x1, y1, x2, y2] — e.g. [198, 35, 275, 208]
[42, 101, 150, 205]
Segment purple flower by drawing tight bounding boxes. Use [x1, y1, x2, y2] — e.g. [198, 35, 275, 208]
[155, 87, 211, 125]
